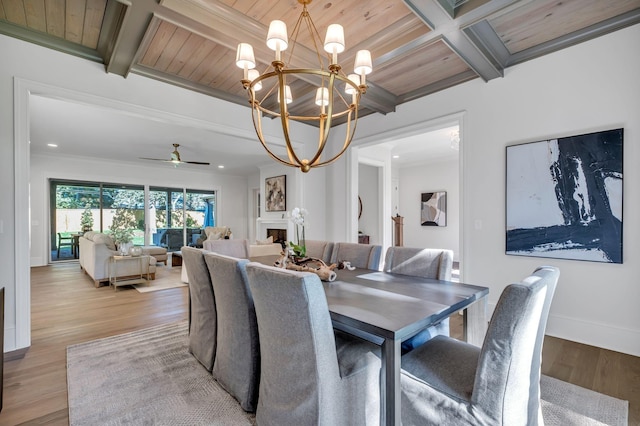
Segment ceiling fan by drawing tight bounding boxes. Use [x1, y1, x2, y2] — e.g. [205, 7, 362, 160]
[140, 144, 210, 166]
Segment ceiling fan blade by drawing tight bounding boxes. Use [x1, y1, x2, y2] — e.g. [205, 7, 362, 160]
[139, 157, 172, 162]
[140, 145, 209, 166]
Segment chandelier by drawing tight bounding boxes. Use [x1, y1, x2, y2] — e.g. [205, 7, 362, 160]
[235, 0, 372, 173]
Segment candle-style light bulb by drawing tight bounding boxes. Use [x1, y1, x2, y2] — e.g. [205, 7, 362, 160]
[236, 43, 256, 80]
[354, 50, 372, 85]
[267, 20, 288, 62]
[324, 24, 345, 65]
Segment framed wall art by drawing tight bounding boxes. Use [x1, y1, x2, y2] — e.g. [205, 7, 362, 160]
[265, 175, 286, 212]
[506, 128, 623, 263]
[421, 191, 446, 226]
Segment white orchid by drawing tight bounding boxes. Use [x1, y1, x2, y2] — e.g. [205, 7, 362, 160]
[289, 207, 308, 257]
[290, 207, 308, 226]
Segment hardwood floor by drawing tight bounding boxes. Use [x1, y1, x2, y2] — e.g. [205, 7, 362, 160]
[1, 262, 188, 425]
[1, 262, 638, 425]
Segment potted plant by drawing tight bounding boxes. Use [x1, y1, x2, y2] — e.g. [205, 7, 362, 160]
[80, 204, 94, 233]
[110, 208, 136, 255]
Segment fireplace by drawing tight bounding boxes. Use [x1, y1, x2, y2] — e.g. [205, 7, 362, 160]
[257, 218, 294, 249]
[267, 228, 287, 248]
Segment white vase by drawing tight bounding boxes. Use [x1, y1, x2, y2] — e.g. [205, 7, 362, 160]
[119, 242, 133, 256]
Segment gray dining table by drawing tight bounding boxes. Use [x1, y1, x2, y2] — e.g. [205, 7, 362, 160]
[250, 256, 489, 426]
[322, 268, 489, 426]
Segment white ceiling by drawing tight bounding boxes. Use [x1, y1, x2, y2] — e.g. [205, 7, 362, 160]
[28, 95, 458, 175]
[360, 125, 460, 167]
[28, 95, 272, 175]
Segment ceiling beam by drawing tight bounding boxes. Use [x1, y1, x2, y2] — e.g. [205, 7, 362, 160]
[403, 0, 505, 81]
[0, 19, 102, 62]
[400, 69, 477, 103]
[132, 64, 249, 106]
[102, 0, 159, 77]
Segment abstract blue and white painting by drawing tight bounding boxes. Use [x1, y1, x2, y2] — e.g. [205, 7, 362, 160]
[506, 129, 623, 263]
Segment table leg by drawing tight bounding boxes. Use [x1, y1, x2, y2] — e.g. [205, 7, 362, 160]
[380, 337, 401, 426]
[463, 295, 488, 347]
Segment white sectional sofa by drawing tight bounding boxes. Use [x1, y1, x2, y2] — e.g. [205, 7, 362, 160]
[79, 232, 157, 287]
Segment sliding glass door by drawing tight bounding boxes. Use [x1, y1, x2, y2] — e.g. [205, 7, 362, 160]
[149, 187, 216, 251]
[50, 181, 100, 261]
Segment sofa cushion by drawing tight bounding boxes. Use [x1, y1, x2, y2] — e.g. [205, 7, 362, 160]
[256, 236, 274, 245]
[204, 226, 230, 240]
[93, 233, 116, 251]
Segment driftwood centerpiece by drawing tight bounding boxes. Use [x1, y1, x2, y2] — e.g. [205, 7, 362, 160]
[274, 250, 338, 282]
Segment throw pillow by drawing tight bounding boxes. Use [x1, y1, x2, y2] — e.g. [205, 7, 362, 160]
[256, 236, 274, 245]
[94, 233, 117, 251]
[208, 232, 222, 241]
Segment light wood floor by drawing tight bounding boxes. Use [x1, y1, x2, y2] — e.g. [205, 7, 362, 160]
[1, 263, 638, 425]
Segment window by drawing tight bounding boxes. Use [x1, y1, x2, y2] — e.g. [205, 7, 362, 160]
[50, 179, 216, 260]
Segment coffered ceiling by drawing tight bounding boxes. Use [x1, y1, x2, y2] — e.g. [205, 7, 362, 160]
[2, 0, 639, 174]
[2, 0, 639, 119]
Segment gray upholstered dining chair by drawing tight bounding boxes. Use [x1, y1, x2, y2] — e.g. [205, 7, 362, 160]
[181, 246, 217, 371]
[246, 262, 381, 426]
[330, 242, 382, 270]
[304, 240, 334, 263]
[399, 266, 559, 426]
[203, 238, 250, 259]
[383, 247, 454, 352]
[204, 252, 259, 412]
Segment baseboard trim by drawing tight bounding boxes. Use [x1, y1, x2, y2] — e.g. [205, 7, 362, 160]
[546, 313, 640, 357]
[4, 346, 29, 361]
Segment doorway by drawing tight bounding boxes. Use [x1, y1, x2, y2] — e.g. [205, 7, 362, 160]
[354, 114, 463, 271]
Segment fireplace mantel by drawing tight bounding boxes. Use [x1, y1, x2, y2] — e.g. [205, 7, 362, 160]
[256, 218, 294, 242]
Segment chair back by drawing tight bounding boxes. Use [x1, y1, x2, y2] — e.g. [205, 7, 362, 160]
[304, 240, 334, 263]
[330, 242, 382, 270]
[204, 252, 259, 412]
[203, 239, 250, 259]
[528, 266, 559, 425]
[472, 266, 559, 425]
[181, 247, 217, 371]
[383, 247, 453, 280]
[246, 262, 342, 425]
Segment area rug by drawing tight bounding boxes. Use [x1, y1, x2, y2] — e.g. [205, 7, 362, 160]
[67, 322, 629, 426]
[67, 321, 254, 425]
[540, 375, 628, 426]
[133, 280, 187, 293]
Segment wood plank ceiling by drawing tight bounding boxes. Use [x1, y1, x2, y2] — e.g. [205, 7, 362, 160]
[1, 0, 639, 124]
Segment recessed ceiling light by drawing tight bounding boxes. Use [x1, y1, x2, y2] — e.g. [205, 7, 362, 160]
[47, 143, 58, 148]
[392, 155, 399, 159]
[218, 165, 225, 169]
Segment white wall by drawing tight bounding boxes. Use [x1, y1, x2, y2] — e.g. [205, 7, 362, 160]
[30, 153, 248, 266]
[398, 159, 460, 260]
[327, 24, 640, 356]
[358, 164, 380, 244]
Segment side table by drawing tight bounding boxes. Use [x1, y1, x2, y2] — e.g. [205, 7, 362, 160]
[171, 251, 183, 267]
[108, 255, 151, 291]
